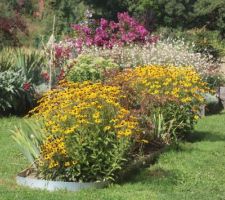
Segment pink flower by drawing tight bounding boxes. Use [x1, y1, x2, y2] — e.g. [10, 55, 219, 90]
[100, 18, 108, 29]
[57, 69, 65, 81]
[41, 72, 50, 82]
[69, 12, 153, 50]
[109, 21, 118, 30]
[23, 82, 31, 91]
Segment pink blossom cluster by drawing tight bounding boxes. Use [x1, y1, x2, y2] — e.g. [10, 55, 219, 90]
[53, 40, 77, 65]
[71, 12, 151, 50]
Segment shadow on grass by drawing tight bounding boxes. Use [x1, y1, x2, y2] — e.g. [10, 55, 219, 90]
[184, 131, 225, 143]
[136, 167, 180, 185]
[118, 146, 176, 184]
[119, 128, 225, 185]
[121, 165, 181, 186]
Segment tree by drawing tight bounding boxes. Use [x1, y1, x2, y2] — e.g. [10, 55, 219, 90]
[193, 0, 225, 37]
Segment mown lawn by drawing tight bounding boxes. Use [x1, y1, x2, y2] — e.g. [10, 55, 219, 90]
[1, 114, 225, 200]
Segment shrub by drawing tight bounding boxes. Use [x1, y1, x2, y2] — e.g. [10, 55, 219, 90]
[0, 48, 48, 115]
[106, 65, 210, 142]
[158, 27, 225, 60]
[0, 14, 27, 49]
[82, 38, 220, 76]
[71, 12, 151, 51]
[66, 54, 119, 82]
[52, 12, 157, 63]
[29, 81, 138, 182]
[0, 70, 35, 115]
[203, 74, 225, 89]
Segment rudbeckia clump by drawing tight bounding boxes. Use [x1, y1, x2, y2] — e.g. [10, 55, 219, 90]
[106, 65, 210, 143]
[30, 81, 138, 182]
[111, 65, 208, 104]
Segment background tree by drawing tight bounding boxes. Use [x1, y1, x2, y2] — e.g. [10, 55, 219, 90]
[193, 0, 225, 37]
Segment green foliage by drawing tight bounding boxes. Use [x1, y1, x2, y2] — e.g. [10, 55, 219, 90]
[128, 0, 225, 37]
[11, 120, 46, 168]
[2, 115, 225, 199]
[43, 0, 87, 36]
[204, 74, 225, 89]
[80, 0, 127, 19]
[0, 48, 47, 115]
[0, 48, 14, 71]
[152, 111, 177, 144]
[158, 27, 225, 59]
[67, 54, 119, 82]
[61, 130, 131, 182]
[193, 0, 225, 37]
[159, 103, 196, 138]
[13, 49, 46, 85]
[0, 70, 35, 115]
[2, 48, 47, 79]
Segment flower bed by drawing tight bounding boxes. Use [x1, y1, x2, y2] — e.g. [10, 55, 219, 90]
[12, 63, 210, 191]
[11, 11, 217, 191]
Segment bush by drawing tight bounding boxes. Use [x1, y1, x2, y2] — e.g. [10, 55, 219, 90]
[29, 81, 138, 182]
[13, 65, 211, 182]
[82, 38, 220, 76]
[204, 93, 223, 115]
[203, 74, 225, 89]
[52, 12, 157, 63]
[0, 48, 47, 115]
[106, 65, 210, 143]
[71, 12, 151, 50]
[0, 70, 35, 115]
[158, 27, 225, 60]
[0, 15, 27, 49]
[67, 54, 119, 82]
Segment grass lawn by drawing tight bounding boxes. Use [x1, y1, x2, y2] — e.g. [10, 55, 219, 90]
[1, 114, 225, 200]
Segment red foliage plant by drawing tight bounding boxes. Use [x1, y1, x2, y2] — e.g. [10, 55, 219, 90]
[0, 14, 28, 46]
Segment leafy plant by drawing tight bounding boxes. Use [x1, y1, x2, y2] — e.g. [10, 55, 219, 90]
[0, 48, 48, 115]
[106, 65, 209, 144]
[29, 81, 138, 182]
[0, 70, 35, 115]
[82, 38, 220, 75]
[67, 54, 119, 82]
[13, 49, 46, 85]
[0, 48, 14, 72]
[152, 111, 177, 144]
[12, 119, 46, 168]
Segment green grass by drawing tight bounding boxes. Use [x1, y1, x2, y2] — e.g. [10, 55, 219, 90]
[1, 114, 225, 200]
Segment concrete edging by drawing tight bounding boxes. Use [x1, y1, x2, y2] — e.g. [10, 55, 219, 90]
[16, 175, 107, 192]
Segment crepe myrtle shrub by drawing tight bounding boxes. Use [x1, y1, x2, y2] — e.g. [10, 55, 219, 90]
[66, 54, 119, 82]
[52, 12, 158, 64]
[71, 12, 152, 50]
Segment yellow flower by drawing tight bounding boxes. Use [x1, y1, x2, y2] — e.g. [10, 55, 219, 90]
[194, 115, 199, 120]
[64, 162, 71, 167]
